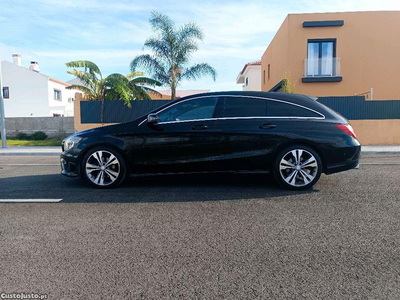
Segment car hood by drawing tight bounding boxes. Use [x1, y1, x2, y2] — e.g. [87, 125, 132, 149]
[76, 121, 139, 137]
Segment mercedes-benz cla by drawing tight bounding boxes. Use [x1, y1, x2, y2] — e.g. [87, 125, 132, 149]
[61, 92, 360, 190]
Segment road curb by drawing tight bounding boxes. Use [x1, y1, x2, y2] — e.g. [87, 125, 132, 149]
[361, 151, 400, 155]
[0, 152, 61, 156]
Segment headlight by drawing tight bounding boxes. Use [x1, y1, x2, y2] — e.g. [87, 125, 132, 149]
[63, 136, 82, 151]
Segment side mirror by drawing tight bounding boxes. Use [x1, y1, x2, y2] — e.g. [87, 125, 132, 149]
[147, 113, 159, 124]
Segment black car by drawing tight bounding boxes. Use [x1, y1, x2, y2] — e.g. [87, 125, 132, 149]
[61, 91, 360, 190]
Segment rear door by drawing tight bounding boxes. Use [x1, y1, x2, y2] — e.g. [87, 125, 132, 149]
[211, 96, 292, 171]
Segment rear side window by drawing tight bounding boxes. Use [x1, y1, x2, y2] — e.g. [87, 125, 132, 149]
[267, 100, 322, 118]
[222, 97, 267, 117]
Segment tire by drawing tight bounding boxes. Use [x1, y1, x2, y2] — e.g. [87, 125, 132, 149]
[273, 145, 322, 190]
[81, 146, 127, 189]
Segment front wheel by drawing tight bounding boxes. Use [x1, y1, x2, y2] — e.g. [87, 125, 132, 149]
[273, 145, 322, 190]
[82, 146, 127, 189]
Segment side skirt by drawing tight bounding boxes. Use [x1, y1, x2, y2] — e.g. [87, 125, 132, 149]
[129, 170, 270, 178]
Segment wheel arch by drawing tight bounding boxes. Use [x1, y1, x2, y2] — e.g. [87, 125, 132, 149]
[77, 142, 129, 178]
[271, 140, 327, 173]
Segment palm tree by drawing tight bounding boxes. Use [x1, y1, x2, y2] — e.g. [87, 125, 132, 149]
[130, 11, 217, 100]
[66, 60, 161, 123]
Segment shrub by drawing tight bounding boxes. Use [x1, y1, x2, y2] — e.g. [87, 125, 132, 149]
[31, 131, 48, 141]
[16, 132, 31, 140]
[279, 71, 297, 94]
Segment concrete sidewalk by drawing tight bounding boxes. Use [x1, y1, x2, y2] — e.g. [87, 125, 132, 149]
[0, 145, 399, 156]
[0, 147, 61, 156]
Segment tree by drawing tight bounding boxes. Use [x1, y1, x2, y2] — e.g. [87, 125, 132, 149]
[66, 60, 161, 123]
[279, 71, 297, 94]
[130, 11, 217, 100]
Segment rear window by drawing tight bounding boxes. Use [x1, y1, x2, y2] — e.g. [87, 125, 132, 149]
[218, 96, 322, 118]
[267, 100, 322, 118]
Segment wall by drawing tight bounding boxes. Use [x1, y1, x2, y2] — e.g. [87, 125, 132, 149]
[1, 117, 74, 139]
[1, 60, 77, 117]
[350, 120, 400, 145]
[262, 11, 400, 100]
[1, 61, 50, 117]
[242, 66, 261, 91]
[48, 80, 75, 116]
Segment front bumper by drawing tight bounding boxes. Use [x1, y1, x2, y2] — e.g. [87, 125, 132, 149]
[60, 152, 79, 177]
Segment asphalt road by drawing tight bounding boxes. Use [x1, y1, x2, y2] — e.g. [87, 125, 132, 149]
[0, 154, 399, 299]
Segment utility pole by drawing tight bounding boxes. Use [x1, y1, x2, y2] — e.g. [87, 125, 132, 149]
[0, 57, 7, 148]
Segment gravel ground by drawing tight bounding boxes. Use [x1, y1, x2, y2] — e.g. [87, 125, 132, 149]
[0, 155, 399, 299]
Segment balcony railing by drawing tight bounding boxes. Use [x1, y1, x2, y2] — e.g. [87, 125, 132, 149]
[304, 57, 341, 77]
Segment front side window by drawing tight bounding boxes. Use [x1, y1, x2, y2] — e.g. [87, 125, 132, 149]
[2, 87, 9, 99]
[54, 89, 62, 101]
[158, 97, 218, 123]
[222, 97, 267, 117]
[307, 39, 336, 76]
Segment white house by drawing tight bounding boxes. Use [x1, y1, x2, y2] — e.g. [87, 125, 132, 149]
[236, 61, 261, 91]
[1, 54, 77, 117]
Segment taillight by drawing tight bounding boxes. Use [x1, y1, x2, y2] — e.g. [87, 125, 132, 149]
[336, 124, 357, 140]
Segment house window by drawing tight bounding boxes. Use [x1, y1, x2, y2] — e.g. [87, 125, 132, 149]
[307, 39, 336, 76]
[268, 64, 271, 81]
[54, 89, 62, 101]
[263, 70, 266, 85]
[2, 87, 9, 99]
[245, 77, 249, 86]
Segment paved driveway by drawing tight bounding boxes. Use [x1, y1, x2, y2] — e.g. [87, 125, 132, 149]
[0, 154, 399, 299]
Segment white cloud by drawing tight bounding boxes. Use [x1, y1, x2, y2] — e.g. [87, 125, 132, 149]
[2, 0, 400, 90]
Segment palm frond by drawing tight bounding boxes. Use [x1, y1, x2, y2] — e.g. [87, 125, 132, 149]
[177, 22, 203, 43]
[182, 63, 217, 81]
[66, 84, 94, 97]
[129, 84, 153, 100]
[144, 37, 171, 61]
[138, 86, 162, 98]
[67, 70, 95, 90]
[65, 60, 102, 79]
[130, 77, 161, 87]
[126, 71, 145, 80]
[130, 54, 169, 85]
[149, 11, 174, 37]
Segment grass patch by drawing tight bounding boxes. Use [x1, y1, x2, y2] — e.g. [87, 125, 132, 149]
[4, 139, 62, 147]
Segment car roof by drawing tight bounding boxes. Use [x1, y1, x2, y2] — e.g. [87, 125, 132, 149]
[177, 91, 343, 121]
[181, 91, 317, 105]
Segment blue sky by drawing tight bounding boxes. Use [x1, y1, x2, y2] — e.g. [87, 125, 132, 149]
[1, 0, 400, 91]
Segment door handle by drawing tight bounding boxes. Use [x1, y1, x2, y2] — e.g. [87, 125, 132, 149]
[258, 123, 276, 129]
[191, 124, 209, 130]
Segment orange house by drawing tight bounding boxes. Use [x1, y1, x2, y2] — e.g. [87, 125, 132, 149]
[261, 11, 400, 100]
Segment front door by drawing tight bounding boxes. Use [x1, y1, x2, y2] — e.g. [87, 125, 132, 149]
[133, 96, 221, 174]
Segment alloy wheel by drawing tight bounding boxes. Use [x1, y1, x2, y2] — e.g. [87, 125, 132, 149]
[85, 150, 121, 187]
[279, 149, 318, 187]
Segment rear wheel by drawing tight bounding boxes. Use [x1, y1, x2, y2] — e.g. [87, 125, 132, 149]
[82, 146, 126, 188]
[273, 145, 322, 190]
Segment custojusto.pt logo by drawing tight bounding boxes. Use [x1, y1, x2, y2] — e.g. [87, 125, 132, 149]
[0, 293, 48, 299]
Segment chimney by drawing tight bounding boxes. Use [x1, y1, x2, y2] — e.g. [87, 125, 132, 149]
[12, 54, 22, 66]
[29, 61, 40, 73]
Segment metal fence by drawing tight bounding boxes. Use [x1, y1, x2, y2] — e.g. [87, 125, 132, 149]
[317, 96, 400, 120]
[81, 100, 171, 123]
[80, 96, 400, 124]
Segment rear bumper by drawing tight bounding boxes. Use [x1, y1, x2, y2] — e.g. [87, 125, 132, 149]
[60, 152, 79, 177]
[325, 158, 360, 175]
[324, 143, 361, 175]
